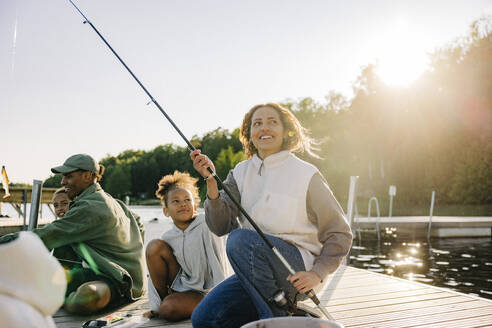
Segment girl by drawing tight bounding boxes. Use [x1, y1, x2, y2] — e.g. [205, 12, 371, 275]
[190, 103, 352, 327]
[146, 171, 229, 322]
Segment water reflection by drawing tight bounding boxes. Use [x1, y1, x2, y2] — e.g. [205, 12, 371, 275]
[349, 232, 492, 300]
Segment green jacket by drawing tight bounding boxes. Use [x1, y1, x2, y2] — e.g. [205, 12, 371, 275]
[33, 183, 146, 300]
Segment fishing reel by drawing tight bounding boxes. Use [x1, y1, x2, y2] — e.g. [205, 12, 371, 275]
[272, 290, 296, 315]
[272, 290, 322, 318]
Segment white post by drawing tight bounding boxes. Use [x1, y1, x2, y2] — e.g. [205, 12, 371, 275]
[389, 196, 393, 218]
[346, 176, 359, 227]
[427, 191, 436, 239]
[388, 185, 396, 218]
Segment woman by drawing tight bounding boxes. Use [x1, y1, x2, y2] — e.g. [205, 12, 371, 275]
[190, 103, 352, 327]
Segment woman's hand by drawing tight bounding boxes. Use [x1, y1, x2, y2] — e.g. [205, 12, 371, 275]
[287, 271, 322, 294]
[190, 149, 219, 199]
[190, 149, 216, 178]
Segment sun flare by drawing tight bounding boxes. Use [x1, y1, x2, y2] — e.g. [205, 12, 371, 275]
[375, 19, 430, 86]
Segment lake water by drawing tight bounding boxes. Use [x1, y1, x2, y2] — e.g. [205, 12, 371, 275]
[349, 233, 492, 300]
[2, 204, 490, 300]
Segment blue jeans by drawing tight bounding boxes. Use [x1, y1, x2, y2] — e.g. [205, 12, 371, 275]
[191, 229, 306, 328]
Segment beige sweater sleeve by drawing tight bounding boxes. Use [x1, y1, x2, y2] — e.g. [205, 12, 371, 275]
[307, 172, 353, 279]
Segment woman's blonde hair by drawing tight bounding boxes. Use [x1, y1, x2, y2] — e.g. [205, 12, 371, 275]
[155, 171, 200, 207]
[94, 164, 105, 181]
[239, 102, 318, 158]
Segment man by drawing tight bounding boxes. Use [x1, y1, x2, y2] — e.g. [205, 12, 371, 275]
[2, 154, 146, 314]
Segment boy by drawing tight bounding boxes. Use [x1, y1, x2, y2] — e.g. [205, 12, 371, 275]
[52, 188, 70, 218]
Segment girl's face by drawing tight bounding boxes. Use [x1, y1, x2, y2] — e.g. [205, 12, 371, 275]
[163, 187, 197, 230]
[250, 106, 285, 159]
[53, 193, 70, 218]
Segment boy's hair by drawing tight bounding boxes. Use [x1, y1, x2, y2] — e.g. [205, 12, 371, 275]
[53, 187, 68, 196]
[155, 171, 200, 207]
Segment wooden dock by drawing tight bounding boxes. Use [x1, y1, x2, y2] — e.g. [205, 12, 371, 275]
[53, 265, 492, 328]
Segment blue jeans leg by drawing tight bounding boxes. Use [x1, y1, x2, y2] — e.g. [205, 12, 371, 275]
[191, 275, 258, 328]
[226, 229, 306, 319]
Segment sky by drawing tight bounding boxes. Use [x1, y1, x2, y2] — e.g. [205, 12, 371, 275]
[1, 0, 491, 184]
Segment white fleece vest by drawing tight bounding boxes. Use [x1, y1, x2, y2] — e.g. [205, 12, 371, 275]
[233, 151, 319, 269]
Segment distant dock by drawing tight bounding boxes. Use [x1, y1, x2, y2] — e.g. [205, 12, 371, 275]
[0, 186, 57, 233]
[354, 216, 492, 238]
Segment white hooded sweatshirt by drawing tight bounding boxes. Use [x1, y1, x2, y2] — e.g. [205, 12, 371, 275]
[0, 232, 66, 328]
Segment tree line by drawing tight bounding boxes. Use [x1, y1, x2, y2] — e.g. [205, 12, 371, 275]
[44, 18, 492, 206]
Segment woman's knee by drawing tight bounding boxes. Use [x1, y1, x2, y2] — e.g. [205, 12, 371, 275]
[146, 239, 172, 260]
[191, 300, 211, 327]
[227, 229, 258, 256]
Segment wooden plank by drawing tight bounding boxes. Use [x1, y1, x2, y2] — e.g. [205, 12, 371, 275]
[340, 306, 492, 328]
[326, 292, 459, 313]
[415, 315, 492, 328]
[319, 282, 427, 301]
[315, 288, 441, 307]
[337, 300, 490, 325]
[335, 295, 484, 318]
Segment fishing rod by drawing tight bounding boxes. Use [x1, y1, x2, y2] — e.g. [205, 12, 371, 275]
[67, 0, 334, 321]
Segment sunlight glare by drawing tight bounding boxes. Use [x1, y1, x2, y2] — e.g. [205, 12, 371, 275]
[375, 18, 429, 86]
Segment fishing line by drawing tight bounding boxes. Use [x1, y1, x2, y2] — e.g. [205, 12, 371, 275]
[11, 8, 18, 73]
[67, 0, 335, 320]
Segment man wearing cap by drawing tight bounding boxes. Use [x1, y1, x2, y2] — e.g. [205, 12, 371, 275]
[1, 154, 146, 314]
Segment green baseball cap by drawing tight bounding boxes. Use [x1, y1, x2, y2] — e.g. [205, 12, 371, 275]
[51, 154, 100, 174]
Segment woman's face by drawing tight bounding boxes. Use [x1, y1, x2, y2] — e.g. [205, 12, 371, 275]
[250, 106, 285, 159]
[53, 193, 70, 218]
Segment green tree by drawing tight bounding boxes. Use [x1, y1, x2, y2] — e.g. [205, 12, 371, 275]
[43, 174, 62, 188]
[215, 146, 246, 181]
[104, 165, 132, 200]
